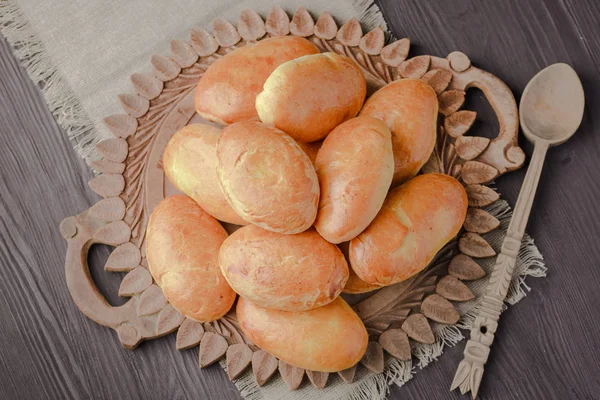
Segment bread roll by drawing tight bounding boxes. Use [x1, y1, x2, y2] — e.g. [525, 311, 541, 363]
[146, 195, 236, 321]
[350, 174, 468, 286]
[216, 121, 319, 234]
[314, 116, 394, 244]
[219, 225, 348, 311]
[256, 52, 367, 142]
[338, 241, 382, 294]
[359, 79, 438, 186]
[237, 297, 368, 372]
[194, 36, 319, 125]
[163, 124, 246, 225]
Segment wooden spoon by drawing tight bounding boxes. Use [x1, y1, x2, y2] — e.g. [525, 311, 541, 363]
[450, 63, 585, 398]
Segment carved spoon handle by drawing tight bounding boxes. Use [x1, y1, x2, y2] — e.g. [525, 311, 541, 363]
[451, 141, 549, 398]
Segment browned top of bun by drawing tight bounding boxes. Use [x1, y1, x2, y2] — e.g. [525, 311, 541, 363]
[146, 195, 236, 322]
[314, 116, 394, 243]
[350, 174, 468, 285]
[216, 121, 319, 234]
[256, 52, 367, 142]
[360, 79, 438, 186]
[194, 36, 319, 125]
[163, 124, 246, 225]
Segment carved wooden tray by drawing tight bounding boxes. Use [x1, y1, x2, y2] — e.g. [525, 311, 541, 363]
[60, 7, 524, 390]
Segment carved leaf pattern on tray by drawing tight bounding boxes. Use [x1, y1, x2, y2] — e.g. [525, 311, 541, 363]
[279, 360, 305, 390]
[252, 350, 279, 386]
[422, 68, 452, 95]
[448, 254, 486, 281]
[337, 18, 362, 46]
[90, 159, 125, 174]
[401, 314, 435, 344]
[380, 38, 410, 67]
[156, 304, 184, 335]
[439, 90, 466, 116]
[379, 329, 411, 361]
[104, 114, 137, 138]
[200, 332, 229, 367]
[466, 184, 500, 207]
[290, 7, 314, 37]
[170, 39, 198, 68]
[226, 344, 253, 380]
[445, 110, 477, 137]
[265, 6, 290, 36]
[461, 161, 499, 185]
[360, 342, 385, 373]
[118, 266, 152, 297]
[96, 138, 128, 163]
[238, 9, 266, 42]
[176, 318, 205, 350]
[459, 232, 497, 258]
[338, 365, 357, 383]
[306, 370, 329, 389]
[137, 284, 167, 316]
[398, 55, 430, 79]
[313, 12, 337, 40]
[105, 242, 140, 272]
[89, 197, 126, 222]
[455, 136, 490, 160]
[421, 294, 460, 324]
[436, 276, 476, 302]
[94, 221, 130, 245]
[464, 208, 500, 234]
[88, 174, 125, 198]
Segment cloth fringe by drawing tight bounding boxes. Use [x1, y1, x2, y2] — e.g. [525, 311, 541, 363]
[0, 0, 101, 164]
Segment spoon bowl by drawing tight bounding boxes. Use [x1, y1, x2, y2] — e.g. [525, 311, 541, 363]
[519, 63, 585, 145]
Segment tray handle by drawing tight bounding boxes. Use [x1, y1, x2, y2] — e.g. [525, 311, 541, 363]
[61, 212, 143, 349]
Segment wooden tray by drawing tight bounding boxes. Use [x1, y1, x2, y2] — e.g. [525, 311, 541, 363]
[60, 7, 524, 390]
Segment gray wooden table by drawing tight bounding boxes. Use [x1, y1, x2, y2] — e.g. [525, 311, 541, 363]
[1, 1, 599, 399]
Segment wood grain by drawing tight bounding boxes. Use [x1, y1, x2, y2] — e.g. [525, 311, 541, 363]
[1, 0, 600, 399]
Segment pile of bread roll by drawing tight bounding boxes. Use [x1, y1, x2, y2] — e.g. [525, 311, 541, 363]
[146, 36, 468, 373]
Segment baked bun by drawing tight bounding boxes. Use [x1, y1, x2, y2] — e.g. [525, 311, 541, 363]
[237, 297, 368, 372]
[194, 36, 319, 124]
[146, 195, 236, 322]
[256, 52, 367, 142]
[216, 120, 319, 234]
[359, 79, 438, 186]
[350, 174, 468, 286]
[163, 124, 246, 225]
[219, 225, 348, 311]
[314, 116, 394, 243]
[337, 241, 382, 294]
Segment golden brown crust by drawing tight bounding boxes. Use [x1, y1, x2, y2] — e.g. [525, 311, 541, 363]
[146, 195, 236, 322]
[360, 79, 438, 186]
[338, 241, 382, 294]
[216, 121, 319, 234]
[349, 174, 468, 286]
[194, 36, 319, 125]
[314, 116, 394, 244]
[219, 225, 348, 311]
[256, 52, 367, 142]
[163, 124, 247, 225]
[237, 297, 368, 372]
